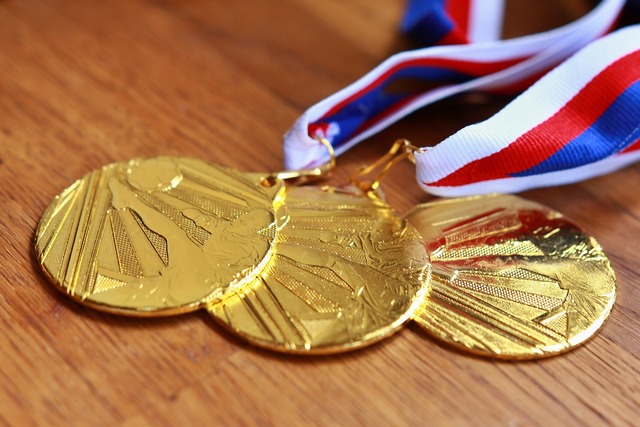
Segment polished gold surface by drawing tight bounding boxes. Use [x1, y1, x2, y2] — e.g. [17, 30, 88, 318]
[208, 185, 430, 353]
[406, 194, 616, 359]
[35, 157, 283, 315]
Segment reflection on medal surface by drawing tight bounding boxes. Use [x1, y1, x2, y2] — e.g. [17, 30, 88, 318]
[35, 157, 282, 315]
[406, 194, 616, 359]
[208, 186, 430, 354]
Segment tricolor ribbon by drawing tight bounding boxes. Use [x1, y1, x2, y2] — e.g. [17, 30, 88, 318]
[284, 0, 640, 196]
[402, 0, 505, 46]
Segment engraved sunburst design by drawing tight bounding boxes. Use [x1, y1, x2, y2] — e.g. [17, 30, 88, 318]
[35, 157, 282, 315]
[208, 186, 431, 354]
[406, 194, 616, 359]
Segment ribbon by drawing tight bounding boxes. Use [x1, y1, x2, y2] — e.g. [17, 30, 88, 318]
[402, 0, 505, 46]
[284, 0, 640, 196]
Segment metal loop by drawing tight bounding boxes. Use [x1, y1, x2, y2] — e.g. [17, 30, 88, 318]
[350, 139, 422, 192]
[265, 137, 336, 186]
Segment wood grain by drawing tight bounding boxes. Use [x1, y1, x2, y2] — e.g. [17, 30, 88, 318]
[1, 1, 639, 425]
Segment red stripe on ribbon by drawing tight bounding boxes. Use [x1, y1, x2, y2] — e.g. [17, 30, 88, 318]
[438, 28, 470, 46]
[427, 48, 640, 187]
[439, 0, 471, 46]
[445, 0, 471, 37]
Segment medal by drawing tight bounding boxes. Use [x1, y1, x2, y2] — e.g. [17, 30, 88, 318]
[406, 195, 616, 359]
[35, 156, 284, 315]
[208, 185, 429, 353]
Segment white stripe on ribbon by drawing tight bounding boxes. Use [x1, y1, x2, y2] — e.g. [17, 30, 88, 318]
[468, 0, 505, 43]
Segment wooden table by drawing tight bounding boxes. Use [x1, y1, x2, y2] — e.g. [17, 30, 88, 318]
[1, 1, 639, 425]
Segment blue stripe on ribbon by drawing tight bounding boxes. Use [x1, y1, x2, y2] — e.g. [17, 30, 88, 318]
[319, 65, 472, 148]
[401, 0, 454, 46]
[512, 79, 640, 177]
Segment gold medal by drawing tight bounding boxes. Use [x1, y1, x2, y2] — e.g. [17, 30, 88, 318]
[207, 185, 430, 353]
[35, 156, 283, 316]
[405, 194, 616, 359]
